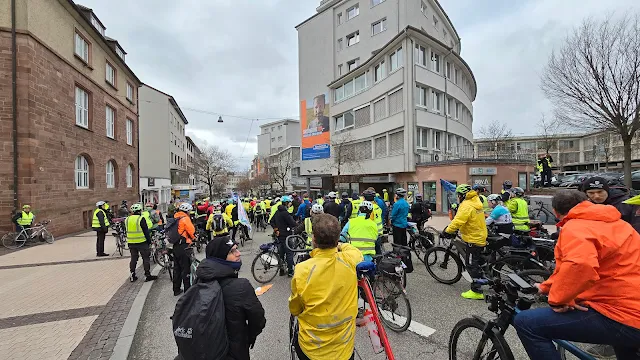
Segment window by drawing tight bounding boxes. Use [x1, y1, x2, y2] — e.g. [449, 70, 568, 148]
[372, 0, 385, 6]
[446, 97, 453, 116]
[432, 90, 441, 112]
[373, 98, 386, 121]
[278, 136, 283, 141]
[354, 105, 370, 128]
[433, 15, 439, 28]
[126, 165, 133, 188]
[455, 102, 460, 119]
[389, 88, 403, 114]
[418, 128, 429, 148]
[74, 32, 90, 63]
[106, 105, 115, 138]
[171, 152, 174, 164]
[347, 59, 359, 71]
[372, 19, 387, 35]
[75, 155, 89, 189]
[454, 67, 460, 84]
[431, 51, 440, 72]
[415, 45, 426, 66]
[278, 125, 282, 130]
[375, 136, 387, 157]
[335, 73, 366, 102]
[354, 73, 366, 92]
[106, 161, 115, 188]
[335, 111, 355, 131]
[75, 86, 89, 128]
[416, 85, 427, 106]
[126, 119, 133, 145]
[105, 62, 116, 86]
[347, 4, 359, 20]
[337, 38, 343, 51]
[116, 47, 125, 61]
[389, 131, 404, 155]
[338, 64, 343, 76]
[347, 31, 360, 46]
[445, 61, 451, 79]
[374, 61, 385, 82]
[91, 16, 105, 36]
[389, 47, 402, 72]
[434, 131, 442, 150]
[126, 82, 133, 101]
[337, 12, 343, 24]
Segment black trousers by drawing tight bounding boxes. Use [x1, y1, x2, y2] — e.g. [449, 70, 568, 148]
[464, 243, 485, 292]
[542, 169, 552, 186]
[95, 230, 106, 255]
[129, 242, 151, 276]
[232, 224, 250, 240]
[392, 226, 408, 246]
[172, 242, 191, 293]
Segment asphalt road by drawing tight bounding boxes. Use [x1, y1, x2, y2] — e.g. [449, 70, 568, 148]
[128, 217, 532, 360]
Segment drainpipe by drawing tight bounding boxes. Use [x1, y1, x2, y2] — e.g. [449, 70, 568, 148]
[11, 0, 18, 210]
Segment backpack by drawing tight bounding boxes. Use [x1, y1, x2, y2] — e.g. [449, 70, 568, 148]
[165, 217, 183, 244]
[211, 214, 226, 233]
[173, 279, 229, 360]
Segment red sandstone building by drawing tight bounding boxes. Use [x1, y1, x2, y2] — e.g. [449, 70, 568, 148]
[0, 1, 142, 235]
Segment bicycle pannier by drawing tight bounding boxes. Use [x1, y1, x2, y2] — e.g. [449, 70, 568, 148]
[391, 244, 414, 273]
[379, 256, 403, 278]
[165, 217, 182, 245]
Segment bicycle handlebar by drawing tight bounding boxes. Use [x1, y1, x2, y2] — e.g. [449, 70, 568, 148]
[285, 234, 311, 253]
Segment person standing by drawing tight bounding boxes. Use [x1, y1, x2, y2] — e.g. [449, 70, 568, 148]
[271, 196, 297, 277]
[390, 188, 409, 246]
[340, 201, 379, 259]
[323, 192, 342, 219]
[582, 176, 640, 233]
[12, 204, 34, 236]
[505, 187, 530, 232]
[295, 193, 311, 221]
[92, 201, 110, 257]
[339, 192, 353, 227]
[117, 200, 130, 218]
[541, 153, 553, 187]
[172, 203, 196, 296]
[125, 203, 158, 282]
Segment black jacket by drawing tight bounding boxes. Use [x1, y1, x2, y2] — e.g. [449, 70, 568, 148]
[606, 188, 640, 233]
[292, 197, 301, 216]
[410, 201, 426, 221]
[340, 199, 353, 220]
[323, 201, 342, 219]
[196, 259, 266, 360]
[231, 206, 239, 222]
[270, 205, 297, 239]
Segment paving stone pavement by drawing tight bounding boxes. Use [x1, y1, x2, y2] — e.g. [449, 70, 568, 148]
[0, 231, 150, 360]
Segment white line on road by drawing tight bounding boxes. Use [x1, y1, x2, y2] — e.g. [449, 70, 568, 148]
[379, 310, 437, 338]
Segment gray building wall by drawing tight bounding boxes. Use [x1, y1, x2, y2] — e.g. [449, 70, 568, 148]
[139, 86, 170, 179]
[257, 119, 301, 157]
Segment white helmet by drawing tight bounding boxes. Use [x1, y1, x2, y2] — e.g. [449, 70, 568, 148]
[311, 203, 324, 214]
[96, 201, 105, 207]
[487, 194, 502, 203]
[359, 201, 374, 212]
[178, 203, 193, 212]
[328, 191, 337, 199]
[274, 197, 281, 203]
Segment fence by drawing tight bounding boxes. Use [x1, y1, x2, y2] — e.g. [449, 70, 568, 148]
[416, 145, 537, 164]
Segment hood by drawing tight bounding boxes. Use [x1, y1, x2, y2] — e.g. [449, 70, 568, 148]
[606, 187, 630, 206]
[463, 190, 483, 210]
[277, 204, 288, 212]
[196, 258, 238, 281]
[174, 212, 189, 220]
[558, 201, 621, 227]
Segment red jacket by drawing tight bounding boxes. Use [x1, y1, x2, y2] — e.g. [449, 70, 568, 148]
[540, 201, 640, 329]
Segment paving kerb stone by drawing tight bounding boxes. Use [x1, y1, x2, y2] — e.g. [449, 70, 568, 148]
[109, 264, 161, 360]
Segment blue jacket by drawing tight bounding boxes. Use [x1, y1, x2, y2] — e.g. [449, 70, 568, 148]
[390, 198, 409, 228]
[296, 199, 311, 220]
[374, 197, 387, 220]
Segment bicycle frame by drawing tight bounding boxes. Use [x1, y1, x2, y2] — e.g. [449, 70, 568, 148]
[359, 275, 395, 360]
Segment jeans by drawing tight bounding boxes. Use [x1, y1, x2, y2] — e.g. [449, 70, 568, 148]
[129, 242, 151, 276]
[392, 226, 408, 246]
[277, 237, 294, 274]
[514, 307, 640, 360]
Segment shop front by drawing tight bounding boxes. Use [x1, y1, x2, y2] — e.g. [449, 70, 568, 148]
[359, 174, 396, 197]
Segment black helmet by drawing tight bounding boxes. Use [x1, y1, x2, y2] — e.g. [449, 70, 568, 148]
[362, 189, 375, 201]
[341, 192, 349, 198]
[503, 180, 513, 188]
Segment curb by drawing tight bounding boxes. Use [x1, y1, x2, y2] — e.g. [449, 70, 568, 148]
[110, 264, 162, 360]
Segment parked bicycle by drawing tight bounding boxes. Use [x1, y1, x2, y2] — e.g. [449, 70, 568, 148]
[251, 241, 286, 283]
[529, 200, 558, 225]
[2, 220, 54, 249]
[110, 218, 127, 256]
[406, 221, 437, 266]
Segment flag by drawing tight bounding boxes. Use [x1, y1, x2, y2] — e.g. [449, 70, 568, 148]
[440, 179, 457, 193]
[232, 192, 252, 231]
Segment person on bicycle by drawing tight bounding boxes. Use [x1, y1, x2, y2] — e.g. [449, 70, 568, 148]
[505, 187, 530, 232]
[142, 203, 160, 231]
[409, 193, 430, 230]
[126, 203, 158, 283]
[485, 193, 514, 236]
[12, 204, 34, 236]
[323, 192, 342, 219]
[271, 195, 297, 277]
[513, 190, 640, 360]
[473, 184, 492, 216]
[289, 214, 363, 360]
[118, 200, 130, 218]
[501, 180, 513, 194]
[339, 192, 353, 228]
[253, 198, 266, 229]
[442, 184, 488, 300]
[206, 205, 233, 238]
[92, 201, 110, 257]
[294, 203, 324, 248]
[268, 197, 282, 224]
[363, 190, 384, 237]
[340, 201, 379, 260]
[173, 203, 196, 296]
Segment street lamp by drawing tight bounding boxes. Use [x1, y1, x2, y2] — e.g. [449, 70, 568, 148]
[217, 115, 223, 123]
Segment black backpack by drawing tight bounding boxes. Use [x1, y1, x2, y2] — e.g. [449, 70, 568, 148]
[211, 214, 226, 233]
[165, 217, 183, 245]
[173, 279, 229, 359]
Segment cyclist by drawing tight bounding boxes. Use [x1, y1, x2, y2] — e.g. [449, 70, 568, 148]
[173, 203, 196, 296]
[501, 180, 513, 194]
[373, 191, 388, 224]
[513, 190, 640, 360]
[362, 190, 383, 237]
[441, 184, 487, 300]
[295, 193, 311, 221]
[271, 195, 297, 277]
[206, 205, 233, 238]
[142, 203, 159, 230]
[264, 196, 272, 213]
[289, 214, 363, 360]
[409, 193, 430, 230]
[323, 192, 341, 219]
[92, 201, 110, 257]
[339, 192, 353, 227]
[12, 204, 34, 236]
[314, 193, 325, 206]
[253, 198, 266, 229]
[268, 197, 282, 224]
[294, 203, 324, 247]
[582, 176, 640, 233]
[125, 203, 158, 283]
[505, 187, 530, 232]
[382, 188, 389, 203]
[485, 193, 514, 236]
[350, 193, 362, 219]
[473, 184, 492, 216]
[340, 201, 379, 260]
[390, 188, 409, 246]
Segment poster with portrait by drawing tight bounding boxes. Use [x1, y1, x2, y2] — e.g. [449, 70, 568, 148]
[301, 93, 331, 160]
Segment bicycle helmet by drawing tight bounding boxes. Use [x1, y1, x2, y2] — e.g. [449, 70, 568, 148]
[456, 184, 472, 196]
[512, 187, 525, 196]
[274, 197, 281, 203]
[328, 191, 337, 199]
[487, 194, 502, 202]
[178, 203, 192, 212]
[362, 189, 375, 201]
[130, 203, 143, 212]
[503, 180, 513, 188]
[22, 204, 31, 209]
[395, 188, 407, 197]
[472, 184, 487, 192]
[415, 193, 423, 200]
[341, 192, 349, 198]
[311, 203, 324, 214]
[359, 201, 374, 213]
[281, 195, 291, 203]
[96, 201, 105, 207]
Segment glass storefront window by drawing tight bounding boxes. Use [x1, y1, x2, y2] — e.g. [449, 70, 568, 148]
[441, 180, 457, 212]
[423, 181, 436, 210]
[518, 173, 528, 190]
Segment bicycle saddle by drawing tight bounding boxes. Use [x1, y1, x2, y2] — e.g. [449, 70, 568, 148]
[356, 261, 375, 273]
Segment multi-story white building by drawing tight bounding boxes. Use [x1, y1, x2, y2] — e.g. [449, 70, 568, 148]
[139, 84, 189, 207]
[186, 136, 207, 197]
[257, 119, 301, 157]
[297, 0, 476, 190]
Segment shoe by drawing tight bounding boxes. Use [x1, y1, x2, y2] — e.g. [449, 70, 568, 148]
[287, 271, 294, 278]
[129, 272, 138, 282]
[461, 290, 484, 300]
[173, 289, 183, 296]
[585, 344, 616, 358]
[279, 269, 286, 276]
[145, 275, 158, 282]
[98, 253, 109, 257]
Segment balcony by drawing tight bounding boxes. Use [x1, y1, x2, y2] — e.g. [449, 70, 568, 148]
[417, 145, 536, 165]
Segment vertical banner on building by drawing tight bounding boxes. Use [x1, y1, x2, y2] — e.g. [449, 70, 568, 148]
[301, 93, 331, 160]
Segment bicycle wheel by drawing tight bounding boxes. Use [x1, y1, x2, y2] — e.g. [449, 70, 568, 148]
[41, 229, 55, 244]
[449, 317, 514, 360]
[424, 246, 463, 284]
[2, 232, 25, 250]
[116, 236, 124, 256]
[289, 315, 299, 360]
[373, 276, 411, 332]
[251, 250, 281, 283]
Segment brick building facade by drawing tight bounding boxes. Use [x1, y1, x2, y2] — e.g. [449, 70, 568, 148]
[0, 0, 142, 236]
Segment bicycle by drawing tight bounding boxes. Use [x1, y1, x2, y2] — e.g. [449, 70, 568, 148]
[448, 273, 625, 360]
[110, 218, 127, 256]
[285, 234, 312, 266]
[251, 241, 286, 283]
[2, 220, 54, 249]
[150, 230, 173, 280]
[406, 221, 437, 266]
[529, 200, 558, 225]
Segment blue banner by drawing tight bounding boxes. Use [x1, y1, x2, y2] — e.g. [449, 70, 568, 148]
[440, 179, 457, 193]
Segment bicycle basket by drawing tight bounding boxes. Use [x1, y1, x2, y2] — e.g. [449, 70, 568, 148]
[259, 242, 275, 252]
[378, 257, 403, 278]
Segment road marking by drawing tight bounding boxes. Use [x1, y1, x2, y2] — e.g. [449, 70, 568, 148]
[379, 310, 436, 338]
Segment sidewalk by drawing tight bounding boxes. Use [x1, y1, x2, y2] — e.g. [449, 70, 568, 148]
[0, 232, 144, 360]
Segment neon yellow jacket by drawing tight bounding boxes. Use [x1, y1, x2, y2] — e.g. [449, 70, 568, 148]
[445, 190, 488, 246]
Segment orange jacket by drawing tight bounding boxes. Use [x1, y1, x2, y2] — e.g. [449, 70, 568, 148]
[174, 212, 195, 244]
[540, 201, 640, 329]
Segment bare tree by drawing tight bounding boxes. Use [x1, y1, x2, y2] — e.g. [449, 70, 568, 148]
[328, 133, 362, 189]
[537, 114, 562, 154]
[196, 145, 235, 199]
[252, 173, 271, 196]
[541, 14, 640, 187]
[236, 177, 253, 195]
[478, 122, 513, 159]
[266, 149, 293, 193]
[593, 132, 622, 171]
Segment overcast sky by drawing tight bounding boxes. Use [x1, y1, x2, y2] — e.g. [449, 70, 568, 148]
[81, 0, 640, 170]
